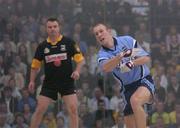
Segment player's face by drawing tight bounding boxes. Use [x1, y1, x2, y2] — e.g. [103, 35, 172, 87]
[46, 21, 60, 37]
[93, 24, 112, 46]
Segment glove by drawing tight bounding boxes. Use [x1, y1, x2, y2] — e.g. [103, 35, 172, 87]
[123, 48, 142, 58]
[123, 49, 132, 57]
[120, 60, 134, 73]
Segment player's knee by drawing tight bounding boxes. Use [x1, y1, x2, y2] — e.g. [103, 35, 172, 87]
[35, 105, 48, 115]
[68, 104, 78, 116]
[130, 96, 141, 110]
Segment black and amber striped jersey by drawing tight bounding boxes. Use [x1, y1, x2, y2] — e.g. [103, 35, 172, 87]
[31, 35, 84, 83]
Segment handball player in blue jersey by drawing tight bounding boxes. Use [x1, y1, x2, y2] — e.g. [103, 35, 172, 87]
[93, 23, 155, 128]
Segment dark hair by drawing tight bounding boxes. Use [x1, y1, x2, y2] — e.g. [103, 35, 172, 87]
[46, 17, 60, 25]
[3, 86, 12, 92]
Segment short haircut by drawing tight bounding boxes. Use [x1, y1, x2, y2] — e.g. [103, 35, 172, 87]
[46, 17, 60, 25]
[93, 22, 111, 29]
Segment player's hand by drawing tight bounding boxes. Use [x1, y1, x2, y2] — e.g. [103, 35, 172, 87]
[71, 70, 80, 80]
[123, 49, 132, 57]
[120, 60, 134, 73]
[122, 48, 141, 58]
[28, 81, 35, 93]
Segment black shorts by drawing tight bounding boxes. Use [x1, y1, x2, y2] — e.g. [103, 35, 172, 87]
[39, 82, 76, 101]
[121, 75, 155, 116]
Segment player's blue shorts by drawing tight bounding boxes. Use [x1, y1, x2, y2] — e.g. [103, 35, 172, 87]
[120, 75, 155, 116]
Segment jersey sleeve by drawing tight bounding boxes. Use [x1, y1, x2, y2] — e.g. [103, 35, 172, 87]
[31, 44, 43, 69]
[71, 41, 84, 63]
[125, 36, 149, 57]
[97, 50, 110, 71]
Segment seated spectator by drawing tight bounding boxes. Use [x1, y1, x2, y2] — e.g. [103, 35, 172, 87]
[17, 87, 36, 112]
[0, 100, 11, 128]
[78, 102, 94, 128]
[56, 103, 69, 128]
[169, 100, 180, 128]
[94, 99, 114, 127]
[79, 64, 95, 87]
[81, 81, 92, 98]
[56, 115, 67, 128]
[12, 55, 27, 78]
[167, 75, 180, 98]
[1, 86, 18, 114]
[151, 101, 170, 127]
[165, 25, 180, 56]
[76, 88, 91, 108]
[110, 83, 124, 113]
[12, 112, 29, 128]
[164, 90, 176, 113]
[73, 33, 88, 56]
[152, 64, 168, 90]
[153, 116, 167, 128]
[43, 111, 57, 128]
[23, 103, 33, 125]
[132, 0, 150, 17]
[112, 112, 125, 128]
[154, 76, 166, 102]
[0, 55, 5, 79]
[89, 87, 110, 112]
[7, 78, 22, 100]
[0, 66, 25, 90]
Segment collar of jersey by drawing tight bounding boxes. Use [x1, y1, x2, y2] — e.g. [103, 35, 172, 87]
[102, 37, 117, 51]
[47, 35, 63, 45]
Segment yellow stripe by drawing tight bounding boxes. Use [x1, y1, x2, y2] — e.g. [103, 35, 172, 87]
[73, 53, 84, 63]
[31, 59, 42, 69]
[47, 35, 63, 45]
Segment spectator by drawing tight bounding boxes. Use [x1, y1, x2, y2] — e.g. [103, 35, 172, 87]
[12, 112, 29, 128]
[78, 102, 94, 128]
[167, 75, 180, 97]
[94, 99, 114, 127]
[56, 115, 67, 128]
[17, 87, 36, 112]
[89, 87, 110, 112]
[164, 91, 176, 113]
[109, 83, 124, 113]
[166, 25, 180, 55]
[0, 100, 11, 128]
[12, 55, 27, 78]
[154, 75, 166, 102]
[7, 78, 22, 100]
[1, 86, 18, 114]
[169, 100, 180, 128]
[151, 101, 170, 126]
[23, 103, 33, 125]
[112, 112, 125, 128]
[1, 66, 25, 90]
[43, 111, 57, 128]
[76, 88, 91, 107]
[56, 103, 70, 128]
[132, 0, 149, 17]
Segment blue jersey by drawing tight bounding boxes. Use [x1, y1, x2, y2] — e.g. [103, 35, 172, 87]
[97, 36, 150, 86]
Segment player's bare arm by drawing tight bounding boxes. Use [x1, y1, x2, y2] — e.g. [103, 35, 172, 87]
[102, 52, 124, 72]
[132, 56, 150, 66]
[28, 68, 40, 93]
[71, 59, 85, 80]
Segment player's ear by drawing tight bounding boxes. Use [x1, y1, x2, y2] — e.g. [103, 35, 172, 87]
[107, 28, 112, 35]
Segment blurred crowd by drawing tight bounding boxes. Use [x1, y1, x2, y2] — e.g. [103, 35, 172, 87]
[0, 0, 180, 128]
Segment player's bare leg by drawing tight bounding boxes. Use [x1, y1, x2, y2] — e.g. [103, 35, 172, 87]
[130, 86, 151, 128]
[30, 96, 52, 128]
[63, 94, 79, 128]
[124, 115, 136, 128]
